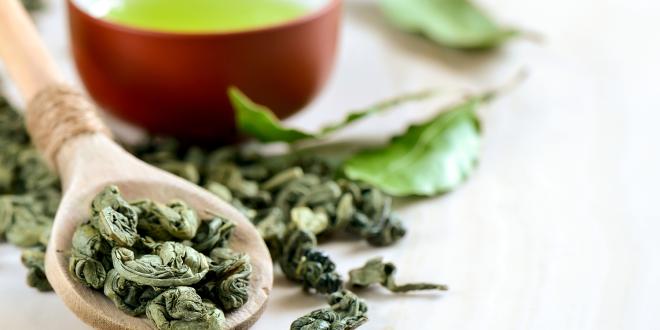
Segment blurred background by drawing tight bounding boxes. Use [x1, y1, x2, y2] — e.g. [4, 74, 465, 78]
[1, 0, 658, 329]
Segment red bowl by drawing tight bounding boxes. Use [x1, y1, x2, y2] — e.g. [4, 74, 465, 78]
[67, 0, 341, 143]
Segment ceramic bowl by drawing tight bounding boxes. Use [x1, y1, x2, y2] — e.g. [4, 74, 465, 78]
[67, 0, 341, 142]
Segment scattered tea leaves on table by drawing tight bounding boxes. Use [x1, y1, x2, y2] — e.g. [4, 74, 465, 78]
[349, 257, 448, 293]
[343, 94, 488, 196]
[380, 0, 518, 50]
[279, 229, 343, 294]
[291, 290, 368, 330]
[0, 96, 60, 291]
[134, 142, 422, 328]
[229, 87, 435, 143]
[21, 247, 51, 291]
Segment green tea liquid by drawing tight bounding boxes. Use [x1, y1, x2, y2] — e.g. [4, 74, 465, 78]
[100, 0, 310, 33]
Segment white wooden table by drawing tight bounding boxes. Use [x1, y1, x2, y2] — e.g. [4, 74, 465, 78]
[2, 0, 658, 329]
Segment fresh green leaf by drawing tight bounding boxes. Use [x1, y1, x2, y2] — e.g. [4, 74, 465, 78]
[229, 87, 434, 143]
[380, 0, 517, 50]
[342, 95, 487, 197]
[229, 88, 313, 143]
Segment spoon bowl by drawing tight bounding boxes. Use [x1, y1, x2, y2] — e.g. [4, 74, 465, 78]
[47, 135, 272, 330]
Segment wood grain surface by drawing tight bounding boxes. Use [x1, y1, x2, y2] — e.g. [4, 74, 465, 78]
[1, 0, 658, 329]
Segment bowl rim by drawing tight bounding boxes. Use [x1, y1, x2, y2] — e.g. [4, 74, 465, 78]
[67, 0, 341, 38]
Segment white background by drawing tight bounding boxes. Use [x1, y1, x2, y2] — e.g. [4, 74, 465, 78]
[1, 0, 659, 329]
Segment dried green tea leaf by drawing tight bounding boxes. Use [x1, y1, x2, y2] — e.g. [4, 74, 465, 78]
[205, 181, 233, 202]
[363, 213, 406, 247]
[146, 287, 225, 330]
[70, 256, 107, 289]
[134, 200, 201, 241]
[69, 224, 110, 289]
[291, 290, 368, 330]
[229, 87, 434, 143]
[380, 0, 517, 50]
[334, 183, 406, 247]
[198, 248, 252, 311]
[262, 167, 304, 191]
[21, 247, 51, 291]
[91, 186, 139, 247]
[17, 149, 59, 191]
[166, 200, 202, 240]
[279, 229, 317, 280]
[273, 174, 321, 216]
[133, 200, 174, 241]
[343, 95, 485, 196]
[334, 193, 355, 229]
[111, 242, 209, 287]
[348, 257, 448, 293]
[291, 206, 329, 235]
[279, 230, 343, 294]
[255, 208, 286, 240]
[0, 97, 60, 291]
[71, 223, 109, 259]
[296, 181, 341, 207]
[104, 269, 163, 316]
[191, 217, 235, 253]
[296, 250, 343, 295]
[206, 163, 260, 198]
[156, 161, 200, 184]
[3, 198, 51, 247]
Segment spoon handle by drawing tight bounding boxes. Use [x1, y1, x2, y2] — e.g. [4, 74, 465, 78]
[0, 0, 111, 169]
[0, 0, 61, 100]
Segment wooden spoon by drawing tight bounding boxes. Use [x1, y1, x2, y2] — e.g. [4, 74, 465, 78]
[0, 1, 272, 329]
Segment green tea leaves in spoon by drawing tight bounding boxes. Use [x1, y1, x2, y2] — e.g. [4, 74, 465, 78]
[111, 242, 210, 287]
[342, 94, 488, 197]
[146, 286, 225, 330]
[380, 0, 517, 50]
[229, 87, 434, 143]
[198, 247, 252, 311]
[91, 186, 140, 247]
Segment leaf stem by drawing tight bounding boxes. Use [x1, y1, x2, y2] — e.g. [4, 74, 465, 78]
[319, 89, 439, 134]
[480, 69, 529, 103]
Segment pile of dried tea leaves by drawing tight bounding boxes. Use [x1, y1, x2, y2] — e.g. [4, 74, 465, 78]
[134, 138, 449, 328]
[0, 96, 60, 291]
[0, 92, 447, 329]
[69, 185, 250, 330]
